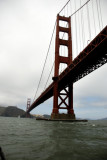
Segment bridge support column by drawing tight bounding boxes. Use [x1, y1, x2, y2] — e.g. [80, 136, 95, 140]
[26, 98, 31, 118]
[52, 78, 59, 114]
[51, 14, 75, 120]
[67, 83, 75, 119]
[51, 82, 75, 120]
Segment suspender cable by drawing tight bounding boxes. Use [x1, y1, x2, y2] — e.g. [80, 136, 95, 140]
[98, 0, 103, 29]
[70, 0, 90, 17]
[78, 2, 81, 53]
[33, 0, 91, 102]
[74, 0, 78, 56]
[92, 0, 96, 36]
[67, 2, 69, 17]
[70, 0, 72, 16]
[96, 0, 101, 31]
[44, 62, 54, 90]
[80, 0, 85, 48]
[59, 0, 90, 17]
[33, 20, 56, 102]
[87, 2, 91, 40]
[60, 0, 90, 49]
[59, 0, 70, 14]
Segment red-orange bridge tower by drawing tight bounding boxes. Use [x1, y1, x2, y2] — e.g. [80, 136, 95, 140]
[26, 0, 107, 119]
[51, 15, 75, 119]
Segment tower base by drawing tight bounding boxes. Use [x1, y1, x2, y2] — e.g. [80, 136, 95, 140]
[51, 113, 75, 120]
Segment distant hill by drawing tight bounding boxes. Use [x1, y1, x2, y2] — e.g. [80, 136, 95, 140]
[0, 106, 32, 118]
[97, 117, 107, 120]
[103, 118, 107, 120]
[0, 106, 6, 115]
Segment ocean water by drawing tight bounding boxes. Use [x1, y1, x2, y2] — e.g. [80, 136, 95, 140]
[0, 117, 107, 160]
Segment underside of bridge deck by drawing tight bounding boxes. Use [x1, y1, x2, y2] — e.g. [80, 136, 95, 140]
[27, 26, 107, 113]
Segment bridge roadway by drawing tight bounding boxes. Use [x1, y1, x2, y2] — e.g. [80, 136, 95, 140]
[27, 26, 107, 113]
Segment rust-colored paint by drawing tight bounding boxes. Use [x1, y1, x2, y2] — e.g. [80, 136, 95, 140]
[52, 15, 75, 118]
[27, 24, 107, 114]
[27, 98, 31, 111]
[26, 98, 31, 117]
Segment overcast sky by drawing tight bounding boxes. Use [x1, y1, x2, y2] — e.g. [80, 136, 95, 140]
[0, 0, 107, 119]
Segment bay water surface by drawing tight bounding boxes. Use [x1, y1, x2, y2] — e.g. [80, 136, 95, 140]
[0, 117, 107, 160]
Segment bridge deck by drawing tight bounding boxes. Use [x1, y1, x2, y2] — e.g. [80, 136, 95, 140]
[27, 26, 107, 113]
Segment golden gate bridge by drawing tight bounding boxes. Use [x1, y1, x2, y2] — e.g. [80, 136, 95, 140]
[26, 0, 107, 120]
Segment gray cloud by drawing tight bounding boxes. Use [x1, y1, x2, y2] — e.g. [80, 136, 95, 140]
[0, 0, 107, 119]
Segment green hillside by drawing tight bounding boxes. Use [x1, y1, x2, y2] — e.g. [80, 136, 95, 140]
[0, 106, 32, 118]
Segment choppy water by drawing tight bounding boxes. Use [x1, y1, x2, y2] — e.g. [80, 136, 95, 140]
[0, 117, 107, 160]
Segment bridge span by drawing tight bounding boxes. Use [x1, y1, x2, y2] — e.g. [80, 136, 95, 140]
[27, 0, 107, 119]
[27, 25, 107, 113]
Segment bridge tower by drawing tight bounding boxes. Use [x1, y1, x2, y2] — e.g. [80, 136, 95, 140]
[51, 14, 75, 119]
[26, 98, 31, 117]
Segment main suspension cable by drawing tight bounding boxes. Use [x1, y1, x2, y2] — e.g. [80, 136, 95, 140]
[33, 0, 91, 102]
[70, 0, 90, 17]
[33, 20, 56, 102]
[59, 0, 70, 14]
